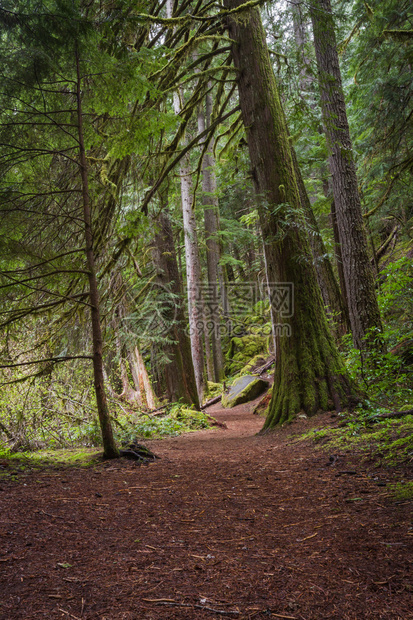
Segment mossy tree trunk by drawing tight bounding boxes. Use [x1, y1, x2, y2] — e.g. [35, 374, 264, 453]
[291, 145, 350, 337]
[224, 0, 359, 427]
[310, 0, 382, 351]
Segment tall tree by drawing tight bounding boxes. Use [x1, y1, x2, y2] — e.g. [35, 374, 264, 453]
[151, 204, 200, 408]
[224, 0, 359, 426]
[309, 0, 383, 351]
[0, 3, 120, 457]
[198, 93, 225, 382]
[166, 0, 206, 402]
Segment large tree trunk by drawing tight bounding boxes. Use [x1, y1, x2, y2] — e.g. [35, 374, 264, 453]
[152, 207, 200, 409]
[75, 48, 119, 458]
[224, 0, 359, 427]
[291, 146, 350, 336]
[310, 0, 382, 351]
[289, 3, 348, 336]
[198, 94, 225, 382]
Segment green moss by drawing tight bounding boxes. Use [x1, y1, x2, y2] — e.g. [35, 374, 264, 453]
[226, 335, 268, 375]
[206, 381, 224, 399]
[238, 354, 268, 376]
[0, 447, 102, 478]
[300, 413, 413, 466]
[389, 481, 413, 501]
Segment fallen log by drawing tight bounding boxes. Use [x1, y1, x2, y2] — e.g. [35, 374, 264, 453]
[257, 356, 275, 375]
[201, 395, 222, 410]
[370, 409, 413, 421]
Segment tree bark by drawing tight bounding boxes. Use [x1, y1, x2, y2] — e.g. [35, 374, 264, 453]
[291, 145, 350, 336]
[166, 0, 206, 402]
[224, 0, 359, 427]
[289, 2, 348, 335]
[133, 345, 157, 410]
[179, 151, 206, 402]
[75, 48, 119, 458]
[198, 94, 225, 382]
[152, 207, 200, 409]
[310, 0, 382, 351]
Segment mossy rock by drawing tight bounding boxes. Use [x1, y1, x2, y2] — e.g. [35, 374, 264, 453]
[226, 335, 268, 375]
[207, 381, 224, 399]
[222, 375, 269, 408]
[238, 355, 267, 376]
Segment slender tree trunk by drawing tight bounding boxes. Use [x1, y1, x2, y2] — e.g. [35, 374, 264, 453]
[152, 207, 200, 408]
[198, 94, 225, 382]
[75, 48, 119, 458]
[179, 152, 206, 402]
[116, 335, 142, 407]
[224, 0, 359, 427]
[310, 0, 382, 351]
[166, 0, 206, 402]
[330, 199, 349, 317]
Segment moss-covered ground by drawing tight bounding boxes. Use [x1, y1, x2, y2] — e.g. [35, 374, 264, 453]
[301, 412, 413, 500]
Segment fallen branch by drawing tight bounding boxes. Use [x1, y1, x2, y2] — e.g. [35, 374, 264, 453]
[370, 409, 413, 421]
[257, 356, 275, 375]
[201, 395, 222, 409]
[339, 408, 413, 427]
[149, 601, 240, 615]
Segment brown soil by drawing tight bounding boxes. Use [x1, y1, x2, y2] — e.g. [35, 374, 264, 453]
[1, 399, 412, 620]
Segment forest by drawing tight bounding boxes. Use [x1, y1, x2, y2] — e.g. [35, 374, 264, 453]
[1, 1, 413, 618]
[0, 0, 412, 457]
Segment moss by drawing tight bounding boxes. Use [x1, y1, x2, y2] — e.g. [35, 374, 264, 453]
[238, 354, 268, 376]
[300, 414, 413, 466]
[253, 384, 273, 416]
[226, 335, 268, 375]
[389, 481, 413, 501]
[0, 447, 102, 479]
[206, 381, 224, 399]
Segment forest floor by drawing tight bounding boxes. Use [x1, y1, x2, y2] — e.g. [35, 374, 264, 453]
[0, 398, 412, 620]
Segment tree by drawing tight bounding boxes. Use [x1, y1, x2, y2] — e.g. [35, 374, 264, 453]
[198, 93, 225, 381]
[151, 203, 200, 408]
[224, 0, 359, 426]
[0, 2, 120, 456]
[309, 0, 383, 351]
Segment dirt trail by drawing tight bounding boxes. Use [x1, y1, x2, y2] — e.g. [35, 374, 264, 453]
[1, 398, 412, 620]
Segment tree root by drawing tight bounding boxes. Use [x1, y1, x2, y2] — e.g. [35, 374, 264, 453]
[120, 441, 160, 464]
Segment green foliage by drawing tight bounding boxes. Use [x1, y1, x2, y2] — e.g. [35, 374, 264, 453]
[341, 255, 413, 410]
[304, 414, 413, 467]
[378, 256, 413, 341]
[113, 404, 211, 443]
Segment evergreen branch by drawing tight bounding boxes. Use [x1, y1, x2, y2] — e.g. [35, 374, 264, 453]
[0, 294, 90, 328]
[0, 249, 85, 274]
[140, 105, 240, 214]
[0, 270, 90, 290]
[133, 0, 263, 27]
[382, 29, 413, 41]
[0, 355, 93, 369]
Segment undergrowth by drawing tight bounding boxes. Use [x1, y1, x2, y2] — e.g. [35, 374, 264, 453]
[112, 404, 211, 444]
[305, 414, 413, 466]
